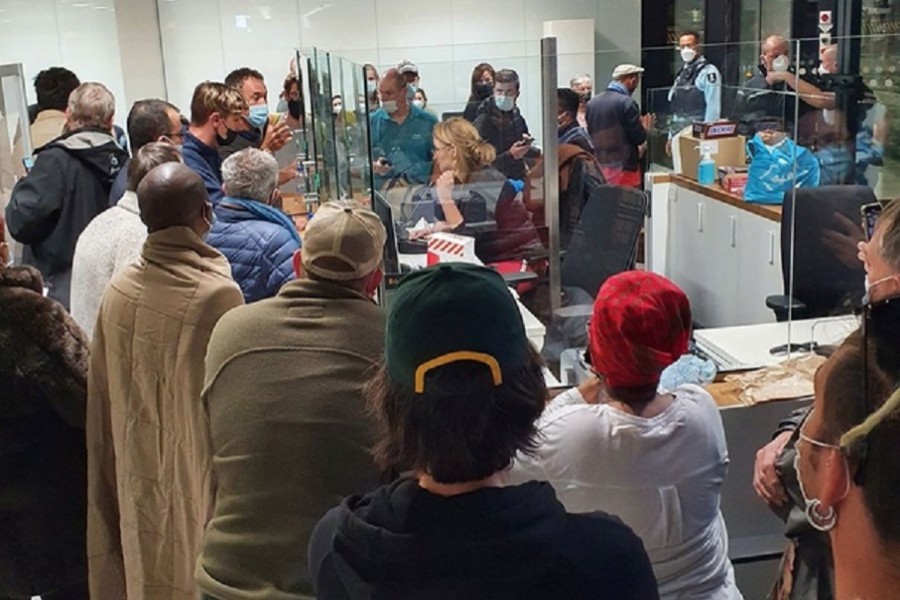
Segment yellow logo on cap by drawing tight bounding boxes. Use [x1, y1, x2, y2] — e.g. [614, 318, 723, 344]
[414, 351, 503, 393]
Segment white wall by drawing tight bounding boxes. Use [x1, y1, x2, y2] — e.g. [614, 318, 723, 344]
[156, 0, 643, 144]
[0, 0, 129, 127]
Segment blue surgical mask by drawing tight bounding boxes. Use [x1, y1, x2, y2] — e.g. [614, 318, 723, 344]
[494, 95, 514, 112]
[407, 84, 417, 101]
[367, 80, 377, 94]
[247, 104, 269, 129]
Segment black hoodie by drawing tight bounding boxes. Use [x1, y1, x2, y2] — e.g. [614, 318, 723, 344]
[6, 127, 128, 309]
[309, 477, 659, 600]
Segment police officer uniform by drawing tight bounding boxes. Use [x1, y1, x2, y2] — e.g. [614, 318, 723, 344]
[668, 55, 722, 134]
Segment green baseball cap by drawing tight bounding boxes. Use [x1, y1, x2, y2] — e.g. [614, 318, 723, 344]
[386, 263, 530, 394]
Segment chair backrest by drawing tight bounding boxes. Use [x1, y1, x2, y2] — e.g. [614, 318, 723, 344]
[560, 184, 647, 299]
[779, 185, 873, 317]
[441, 111, 465, 121]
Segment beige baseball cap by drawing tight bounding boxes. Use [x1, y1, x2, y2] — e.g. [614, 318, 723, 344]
[302, 202, 387, 281]
[612, 64, 645, 79]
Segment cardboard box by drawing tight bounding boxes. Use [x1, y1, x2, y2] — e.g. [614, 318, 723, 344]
[677, 135, 747, 182]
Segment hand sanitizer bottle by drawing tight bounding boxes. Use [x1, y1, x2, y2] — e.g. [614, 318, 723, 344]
[698, 151, 716, 185]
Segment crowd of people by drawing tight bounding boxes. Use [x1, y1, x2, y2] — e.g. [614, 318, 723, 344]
[0, 43, 898, 600]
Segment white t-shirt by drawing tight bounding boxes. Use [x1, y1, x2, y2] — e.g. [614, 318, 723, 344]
[509, 384, 743, 600]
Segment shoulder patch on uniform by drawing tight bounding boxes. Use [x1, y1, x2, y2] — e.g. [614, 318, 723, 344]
[707, 72, 718, 84]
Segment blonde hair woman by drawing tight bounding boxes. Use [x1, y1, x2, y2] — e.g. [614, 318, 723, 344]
[418, 118, 540, 263]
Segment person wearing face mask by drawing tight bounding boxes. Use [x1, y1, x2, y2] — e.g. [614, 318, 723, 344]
[370, 68, 438, 190]
[586, 64, 653, 188]
[86, 163, 243, 600]
[413, 87, 439, 118]
[472, 68, 536, 181]
[732, 34, 835, 142]
[219, 68, 293, 160]
[666, 31, 721, 155]
[5, 82, 129, 310]
[557, 88, 594, 154]
[195, 202, 386, 600]
[182, 81, 249, 205]
[206, 148, 300, 303]
[752, 197, 900, 599]
[789, 327, 900, 600]
[397, 58, 420, 103]
[364, 63, 380, 112]
[570, 72, 593, 129]
[463, 62, 496, 122]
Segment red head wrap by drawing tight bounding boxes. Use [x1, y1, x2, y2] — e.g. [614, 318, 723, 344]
[588, 271, 692, 388]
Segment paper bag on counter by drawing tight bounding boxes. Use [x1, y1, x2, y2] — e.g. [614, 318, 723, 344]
[723, 354, 826, 406]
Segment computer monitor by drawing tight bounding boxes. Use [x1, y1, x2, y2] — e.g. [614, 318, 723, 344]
[372, 191, 401, 276]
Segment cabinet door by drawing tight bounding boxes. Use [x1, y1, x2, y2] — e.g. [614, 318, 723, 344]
[694, 197, 742, 327]
[667, 188, 742, 328]
[737, 214, 782, 325]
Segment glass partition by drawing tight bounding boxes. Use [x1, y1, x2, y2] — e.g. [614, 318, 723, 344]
[0, 63, 32, 266]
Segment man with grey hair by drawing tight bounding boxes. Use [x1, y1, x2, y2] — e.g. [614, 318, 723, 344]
[570, 72, 593, 128]
[5, 82, 128, 309]
[206, 147, 300, 302]
[196, 201, 386, 600]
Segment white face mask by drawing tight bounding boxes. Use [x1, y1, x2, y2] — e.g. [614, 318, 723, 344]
[412, 99, 425, 108]
[772, 55, 791, 73]
[494, 95, 514, 112]
[366, 80, 377, 94]
[333, 103, 343, 114]
[680, 47, 697, 63]
[381, 100, 398, 114]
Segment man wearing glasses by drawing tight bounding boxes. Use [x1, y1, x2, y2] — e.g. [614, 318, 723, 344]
[108, 99, 185, 204]
[753, 198, 900, 598]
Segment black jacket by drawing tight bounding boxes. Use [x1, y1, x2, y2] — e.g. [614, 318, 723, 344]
[472, 98, 532, 180]
[585, 85, 646, 173]
[0, 266, 90, 597]
[5, 127, 128, 309]
[309, 477, 659, 600]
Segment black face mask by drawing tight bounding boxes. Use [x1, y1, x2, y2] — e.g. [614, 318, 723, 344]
[216, 126, 238, 147]
[474, 82, 494, 99]
[579, 91, 591, 103]
[288, 99, 303, 120]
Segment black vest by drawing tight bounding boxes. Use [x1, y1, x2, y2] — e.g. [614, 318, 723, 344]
[671, 57, 710, 121]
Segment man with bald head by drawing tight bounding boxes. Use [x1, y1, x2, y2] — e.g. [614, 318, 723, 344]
[86, 163, 243, 600]
[369, 67, 437, 190]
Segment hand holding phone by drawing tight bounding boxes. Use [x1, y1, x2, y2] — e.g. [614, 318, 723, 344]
[861, 202, 884, 241]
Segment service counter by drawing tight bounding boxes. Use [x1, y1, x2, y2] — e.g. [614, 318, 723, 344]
[646, 172, 783, 328]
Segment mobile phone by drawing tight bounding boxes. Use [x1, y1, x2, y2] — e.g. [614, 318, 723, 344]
[862, 202, 883, 241]
[22, 156, 34, 174]
[521, 134, 534, 145]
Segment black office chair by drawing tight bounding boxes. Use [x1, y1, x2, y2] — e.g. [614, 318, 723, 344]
[765, 185, 873, 321]
[552, 184, 647, 320]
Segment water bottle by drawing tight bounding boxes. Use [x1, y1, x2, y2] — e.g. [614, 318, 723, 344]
[698, 151, 716, 185]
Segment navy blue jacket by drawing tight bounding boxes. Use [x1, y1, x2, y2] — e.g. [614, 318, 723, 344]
[206, 199, 299, 303]
[182, 132, 224, 204]
[585, 83, 646, 173]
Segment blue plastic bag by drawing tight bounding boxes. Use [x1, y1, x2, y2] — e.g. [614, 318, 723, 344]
[744, 136, 821, 204]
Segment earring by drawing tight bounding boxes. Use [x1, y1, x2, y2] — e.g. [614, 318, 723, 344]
[806, 499, 837, 532]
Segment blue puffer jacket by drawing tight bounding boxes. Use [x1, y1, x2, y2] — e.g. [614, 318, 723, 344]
[207, 198, 299, 303]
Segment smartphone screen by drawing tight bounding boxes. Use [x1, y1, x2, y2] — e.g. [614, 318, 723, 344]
[22, 156, 34, 174]
[862, 202, 883, 241]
